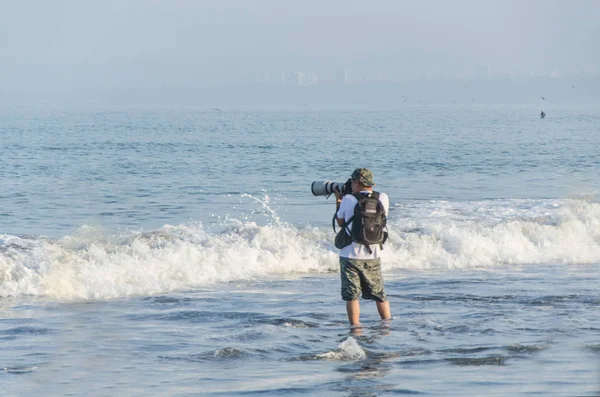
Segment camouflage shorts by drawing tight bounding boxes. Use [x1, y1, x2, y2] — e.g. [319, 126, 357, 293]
[339, 257, 387, 302]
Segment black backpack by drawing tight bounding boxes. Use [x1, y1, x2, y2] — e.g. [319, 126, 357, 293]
[334, 191, 388, 253]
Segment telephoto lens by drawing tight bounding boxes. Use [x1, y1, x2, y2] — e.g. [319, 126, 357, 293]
[311, 181, 346, 196]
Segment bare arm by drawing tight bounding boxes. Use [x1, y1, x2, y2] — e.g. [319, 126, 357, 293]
[334, 186, 344, 227]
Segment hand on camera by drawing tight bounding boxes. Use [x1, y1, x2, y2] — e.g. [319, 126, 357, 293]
[333, 186, 343, 202]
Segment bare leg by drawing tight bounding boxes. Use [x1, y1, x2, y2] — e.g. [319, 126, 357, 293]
[346, 300, 361, 326]
[376, 300, 391, 320]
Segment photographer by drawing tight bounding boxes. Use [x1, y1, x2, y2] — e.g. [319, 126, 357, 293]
[334, 168, 391, 328]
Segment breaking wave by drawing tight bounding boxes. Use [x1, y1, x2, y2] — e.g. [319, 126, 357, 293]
[1, 197, 599, 300]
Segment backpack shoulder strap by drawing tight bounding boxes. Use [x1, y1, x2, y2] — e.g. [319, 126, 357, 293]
[373, 191, 387, 249]
[332, 197, 358, 233]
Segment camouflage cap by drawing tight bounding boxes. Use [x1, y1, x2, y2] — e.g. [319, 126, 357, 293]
[351, 168, 375, 186]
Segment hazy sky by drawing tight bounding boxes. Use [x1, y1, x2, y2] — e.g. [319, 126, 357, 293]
[1, 0, 599, 96]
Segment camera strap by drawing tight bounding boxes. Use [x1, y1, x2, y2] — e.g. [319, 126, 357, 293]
[332, 212, 337, 233]
[332, 211, 355, 234]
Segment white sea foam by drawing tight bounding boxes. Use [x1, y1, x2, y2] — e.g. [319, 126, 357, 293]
[0, 220, 337, 300]
[317, 337, 367, 360]
[1, 198, 599, 300]
[385, 198, 600, 269]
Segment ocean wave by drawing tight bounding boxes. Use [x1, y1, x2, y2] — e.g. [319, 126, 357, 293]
[0, 220, 337, 300]
[1, 198, 599, 300]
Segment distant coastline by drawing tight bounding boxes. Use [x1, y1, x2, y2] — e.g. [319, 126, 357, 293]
[2, 76, 599, 107]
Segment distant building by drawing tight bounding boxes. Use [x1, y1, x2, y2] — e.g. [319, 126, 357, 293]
[335, 70, 350, 84]
[475, 65, 490, 78]
[281, 71, 298, 86]
[302, 74, 319, 86]
[280, 71, 319, 86]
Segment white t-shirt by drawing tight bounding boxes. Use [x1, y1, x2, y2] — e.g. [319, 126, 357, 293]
[336, 190, 389, 259]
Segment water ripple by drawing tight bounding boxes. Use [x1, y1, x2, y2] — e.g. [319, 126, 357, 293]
[446, 356, 506, 366]
[1, 365, 38, 374]
[0, 326, 53, 335]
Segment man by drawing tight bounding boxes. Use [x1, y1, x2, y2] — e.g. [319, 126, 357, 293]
[334, 168, 391, 327]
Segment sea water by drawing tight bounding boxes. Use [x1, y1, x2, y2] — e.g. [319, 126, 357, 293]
[1, 104, 599, 396]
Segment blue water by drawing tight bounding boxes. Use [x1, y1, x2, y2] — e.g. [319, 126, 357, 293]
[1, 104, 600, 396]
